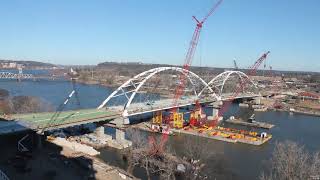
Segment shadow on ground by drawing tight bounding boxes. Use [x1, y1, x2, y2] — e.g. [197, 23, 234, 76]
[0, 126, 97, 180]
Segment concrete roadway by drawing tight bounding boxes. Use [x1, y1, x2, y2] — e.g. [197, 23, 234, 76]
[11, 108, 121, 131]
[4, 92, 260, 132]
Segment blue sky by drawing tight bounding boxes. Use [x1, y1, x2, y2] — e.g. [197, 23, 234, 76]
[0, 0, 319, 72]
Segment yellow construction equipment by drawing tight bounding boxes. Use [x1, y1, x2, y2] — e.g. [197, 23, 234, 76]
[152, 111, 162, 124]
[173, 112, 184, 128]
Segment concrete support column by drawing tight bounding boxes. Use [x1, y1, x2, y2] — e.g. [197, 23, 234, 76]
[254, 97, 261, 105]
[115, 129, 125, 142]
[123, 117, 130, 125]
[95, 126, 105, 139]
[212, 108, 219, 117]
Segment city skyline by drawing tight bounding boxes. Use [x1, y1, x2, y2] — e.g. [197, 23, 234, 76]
[0, 0, 319, 72]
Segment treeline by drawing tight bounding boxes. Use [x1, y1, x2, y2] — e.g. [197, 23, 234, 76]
[0, 59, 55, 68]
[0, 89, 53, 114]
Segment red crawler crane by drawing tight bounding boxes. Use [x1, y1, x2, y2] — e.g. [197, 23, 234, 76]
[173, 0, 224, 107]
[218, 51, 270, 117]
[148, 0, 224, 154]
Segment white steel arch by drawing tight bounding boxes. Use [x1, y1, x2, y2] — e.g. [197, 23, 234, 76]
[98, 67, 218, 111]
[198, 71, 257, 97]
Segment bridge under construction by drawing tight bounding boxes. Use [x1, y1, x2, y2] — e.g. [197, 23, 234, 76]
[2, 68, 261, 133]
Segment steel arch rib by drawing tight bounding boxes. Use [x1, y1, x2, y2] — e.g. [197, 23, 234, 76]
[198, 71, 257, 97]
[97, 67, 216, 110]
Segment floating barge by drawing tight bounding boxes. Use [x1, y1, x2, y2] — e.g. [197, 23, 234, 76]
[171, 126, 272, 146]
[134, 122, 272, 146]
[225, 118, 274, 129]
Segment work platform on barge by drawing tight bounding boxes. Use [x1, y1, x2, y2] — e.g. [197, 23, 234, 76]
[134, 122, 272, 146]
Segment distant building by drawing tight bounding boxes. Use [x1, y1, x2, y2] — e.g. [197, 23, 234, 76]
[298, 91, 320, 101]
[1, 62, 17, 68]
[0, 62, 25, 69]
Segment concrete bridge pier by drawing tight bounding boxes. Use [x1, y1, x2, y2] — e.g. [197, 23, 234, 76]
[94, 123, 112, 141]
[254, 97, 262, 105]
[94, 126, 105, 138]
[115, 129, 125, 142]
[115, 128, 132, 148]
[94, 122, 132, 149]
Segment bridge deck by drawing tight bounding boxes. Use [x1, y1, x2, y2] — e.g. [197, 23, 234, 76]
[7, 93, 260, 131]
[108, 96, 216, 116]
[12, 108, 120, 131]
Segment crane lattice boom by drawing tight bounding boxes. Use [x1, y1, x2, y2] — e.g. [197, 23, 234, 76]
[173, 0, 224, 106]
[218, 51, 270, 116]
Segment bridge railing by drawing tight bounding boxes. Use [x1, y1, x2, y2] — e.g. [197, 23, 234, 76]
[0, 169, 10, 180]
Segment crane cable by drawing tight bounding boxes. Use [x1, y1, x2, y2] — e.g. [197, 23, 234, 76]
[40, 76, 81, 133]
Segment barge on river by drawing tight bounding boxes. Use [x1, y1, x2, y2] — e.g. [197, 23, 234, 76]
[225, 115, 274, 129]
[134, 122, 272, 146]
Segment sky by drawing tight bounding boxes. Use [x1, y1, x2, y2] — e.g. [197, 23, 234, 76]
[0, 0, 319, 72]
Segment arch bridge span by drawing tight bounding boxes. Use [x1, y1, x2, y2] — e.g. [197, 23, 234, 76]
[98, 68, 259, 118]
[198, 70, 258, 98]
[98, 67, 218, 112]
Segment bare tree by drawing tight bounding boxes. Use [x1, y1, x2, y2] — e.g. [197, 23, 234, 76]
[182, 136, 215, 180]
[260, 141, 320, 180]
[125, 128, 184, 180]
[9, 96, 53, 114]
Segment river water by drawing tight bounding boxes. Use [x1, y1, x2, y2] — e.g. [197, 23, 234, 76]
[1, 73, 320, 179]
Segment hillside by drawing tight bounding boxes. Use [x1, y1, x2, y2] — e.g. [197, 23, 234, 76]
[0, 59, 55, 68]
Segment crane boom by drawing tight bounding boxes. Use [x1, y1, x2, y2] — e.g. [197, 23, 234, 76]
[173, 0, 224, 105]
[218, 51, 270, 117]
[201, 0, 224, 24]
[233, 59, 238, 70]
[150, 0, 223, 153]
[249, 51, 270, 75]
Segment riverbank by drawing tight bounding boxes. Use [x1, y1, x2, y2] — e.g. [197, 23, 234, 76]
[269, 107, 320, 117]
[75, 78, 120, 89]
[54, 140, 137, 180]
